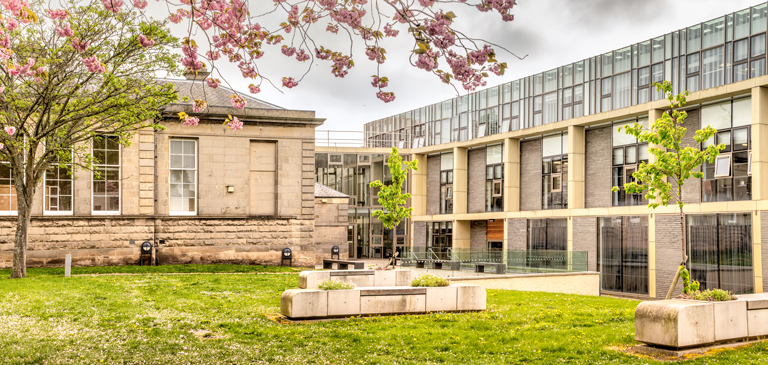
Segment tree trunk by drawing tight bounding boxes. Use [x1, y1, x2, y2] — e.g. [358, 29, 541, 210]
[10, 201, 31, 279]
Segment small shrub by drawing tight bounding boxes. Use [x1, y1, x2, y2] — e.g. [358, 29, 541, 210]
[367, 264, 393, 270]
[677, 289, 737, 302]
[317, 280, 355, 290]
[680, 268, 700, 295]
[410, 273, 450, 287]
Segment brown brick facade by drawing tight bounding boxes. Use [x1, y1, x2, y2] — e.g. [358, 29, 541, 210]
[427, 156, 440, 215]
[585, 126, 611, 208]
[520, 139, 542, 211]
[413, 222, 427, 247]
[507, 218, 527, 250]
[572, 217, 597, 272]
[470, 220, 487, 249]
[655, 214, 685, 299]
[467, 148, 486, 214]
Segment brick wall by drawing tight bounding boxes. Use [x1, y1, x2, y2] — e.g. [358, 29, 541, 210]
[468, 148, 487, 214]
[413, 222, 427, 247]
[585, 126, 612, 208]
[572, 217, 597, 271]
[314, 197, 348, 263]
[470, 220, 487, 249]
[520, 139, 542, 211]
[679, 109, 701, 204]
[507, 218, 527, 250]
[427, 156, 440, 215]
[762, 212, 768, 293]
[0, 216, 316, 268]
[655, 214, 685, 299]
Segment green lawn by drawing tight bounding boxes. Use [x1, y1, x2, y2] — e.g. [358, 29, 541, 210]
[1, 266, 767, 364]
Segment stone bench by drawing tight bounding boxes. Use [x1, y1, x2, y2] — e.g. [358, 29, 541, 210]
[635, 293, 768, 349]
[474, 262, 506, 275]
[322, 259, 364, 270]
[409, 260, 460, 270]
[281, 285, 487, 319]
[299, 270, 416, 289]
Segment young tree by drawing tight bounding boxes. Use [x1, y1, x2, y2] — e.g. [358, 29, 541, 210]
[1, 1, 180, 278]
[369, 146, 418, 230]
[613, 81, 724, 299]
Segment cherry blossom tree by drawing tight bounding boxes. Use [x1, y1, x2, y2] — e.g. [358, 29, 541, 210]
[1, 1, 179, 278]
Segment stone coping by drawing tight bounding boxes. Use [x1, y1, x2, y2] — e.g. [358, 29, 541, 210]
[280, 284, 486, 319]
[448, 271, 599, 281]
[635, 297, 768, 349]
[299, 269, 416, 289]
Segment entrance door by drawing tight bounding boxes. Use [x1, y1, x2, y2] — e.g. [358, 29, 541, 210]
[371, 236, 383, 258]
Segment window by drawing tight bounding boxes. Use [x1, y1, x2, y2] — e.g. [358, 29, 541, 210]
[485, 145, 503, 212]
[533, 95, 542, 126]
[440, 153, 453, 214]
[527, 218, 567, 251]
[637, 67, 650, 104]
[600, 77, 612, 112]
[687, 53, 700, 93]
[44, 156, 73, 214]
[599, 216, 648, 295]
[733, 33, 765, 81]
[573, 84, 584, 118]
[542, 93, 557, 124]
[92, 135, 120, 214]
[613, 73, 630, 109]
[428, 222, 453, 257]
[0, 162, 16, 214]
[542, 133, 568, 210]
[170, 139, 197, 215]
[687, 213, 753, 294]
[702, 98, 751, 202]
[612, 119, 649, 207]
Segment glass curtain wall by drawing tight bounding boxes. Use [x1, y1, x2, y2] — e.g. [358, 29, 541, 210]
[542, 133, 568, 209]
[485, 145, 503, 212]
[612, 118, 649, 206]
[701, 97, 752, 202]
[598, 216, 649, 295]
[687, 213, 753, 294]
[527, 218, 567, 250]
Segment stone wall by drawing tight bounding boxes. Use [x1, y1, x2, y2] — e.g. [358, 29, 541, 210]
[520, 139, 542, 211]
[572, 217, 597, 272]
[655, 214, 684, 299]
[507, 218, 527, 250]
[413, 222, 427, 247]
[585, 126, 611, 208]
[467, 148, 486, 214]
[0, 216, 316, 268]
[314, 197, 348, 263]
[427, 156, 440, 215]
[679, 109, 701, 204]
[470, 220, 487, 249]
[762, 212, 768, 294]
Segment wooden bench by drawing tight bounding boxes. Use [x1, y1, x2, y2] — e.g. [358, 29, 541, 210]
[323, 259, 364, 270]
[475, 262, 506, 274]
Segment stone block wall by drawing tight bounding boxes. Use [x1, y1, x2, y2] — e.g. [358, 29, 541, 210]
[507, 218, 527, 250]
[762, 212, 768, 294]
[585, 126, 611, 208]
[572, 217, 597, 272]
[467, 148, 486, 214]
[655, 214, 685, 299]
[679, 109, 701, 204]
[413, 222, 427, 247]
[470, 220, 487, 249]
[520, 139, 542, 211]
[314, 197, 348, 264]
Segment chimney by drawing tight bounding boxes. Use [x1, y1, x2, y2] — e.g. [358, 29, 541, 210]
[184, 68, 211, 81]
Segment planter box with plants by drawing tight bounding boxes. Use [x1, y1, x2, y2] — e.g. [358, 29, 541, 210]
[635, 270, 768, 349]
[281, 273, 487, 319]
[299, 268, 416, 289]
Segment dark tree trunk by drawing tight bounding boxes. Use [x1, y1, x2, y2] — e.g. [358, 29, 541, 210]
[10, 202, 31, 278]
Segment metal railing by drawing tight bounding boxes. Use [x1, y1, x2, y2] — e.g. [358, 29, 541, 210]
[314, 130, 418, 148]
[404, 248, 588, 274]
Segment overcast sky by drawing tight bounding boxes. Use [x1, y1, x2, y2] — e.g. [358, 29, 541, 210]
[165, 0, 762, 133]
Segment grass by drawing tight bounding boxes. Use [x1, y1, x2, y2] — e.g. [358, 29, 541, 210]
[0, 265, 767, 364]
[0, 264, 306, 277]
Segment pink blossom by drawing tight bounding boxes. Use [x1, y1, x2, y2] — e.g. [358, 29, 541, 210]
[4, 19, 18, 31]
[371, 75, 388, 88]
[376, 91, 396, 103]
[383, 24, 399, 37]
[248, 84, 260, 94]
[71, 37, 90, 53]
[182, 115, 199, 126]
[193, 99, 207, 113]
[231, 95, 247, 109]
[132, 0, 147, 9]
[0, 35, 9, 49]
[393, 9, 413, 24]
[281, 46, 296, 57]
[181, 44, 203, 71]
[365, 47, 385, 64]
[4, 126, 15, 135]
[226, 116, 243, 130]
[282, 77, 298, 88]
[205, 78, 221, 89]
[102, 0, 123, 13]
[47, 9, 69, 20]
[295, 49, 309, 62]
[415, 49, 439, 72]
[56, 24, 74, 38]
[326, 24, 339, 34]
[0, 143, 4, 150]
[138, 34, 154, 48]
[82, 56, 106, 73]
[419, 0, 435, 6]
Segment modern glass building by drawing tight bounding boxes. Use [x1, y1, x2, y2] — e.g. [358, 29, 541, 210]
[317, 2, 768, 299]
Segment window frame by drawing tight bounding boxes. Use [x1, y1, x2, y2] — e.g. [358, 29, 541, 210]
[91, 135, 122, 215]
[43, 152, 75, 216]
[714, 154, 732, 178]
[0, 161, 17, 215]
[169, 139, 198, 216]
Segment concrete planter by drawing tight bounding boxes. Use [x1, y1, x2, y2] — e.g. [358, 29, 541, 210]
[280, 285, 486, 319]
[635, 294, 768, 349]
[299, 269, 416, 289]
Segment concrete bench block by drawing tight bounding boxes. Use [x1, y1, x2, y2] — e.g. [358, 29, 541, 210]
[635, 300, 715, 349]
[713, 300, 748, 341]
[426, 286, 458, 312]
[299, 271, 330, 289]
[360, 294, 426, 315]
[327, 290, 360, 317]
[748, 309, 768, 337]
[395, 270, 416, 286]
[456, 285, 487, 311]
[373, 270, 396, 286]
[281, 289, 328, 319]
[738, 293, 768, 310]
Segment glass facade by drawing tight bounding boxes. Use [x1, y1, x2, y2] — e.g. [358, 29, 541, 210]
[611, 118, 649, 206]
[315, 152, 409, 259]
[598, 216, 649, 295]
[687, 213, 753, 294]
[364, 3, 768, 148]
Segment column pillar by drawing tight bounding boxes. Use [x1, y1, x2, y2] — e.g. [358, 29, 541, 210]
[503, 138, 520, 212]
[452, 147, 468, 215]
[567, 126, 585, 209]
[648, 214, 657, 298]
[753, 212, 764, 293]
[752, 87, 768, 201]
[411, 153, 428, 217]
[453, 220, 470, 249]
